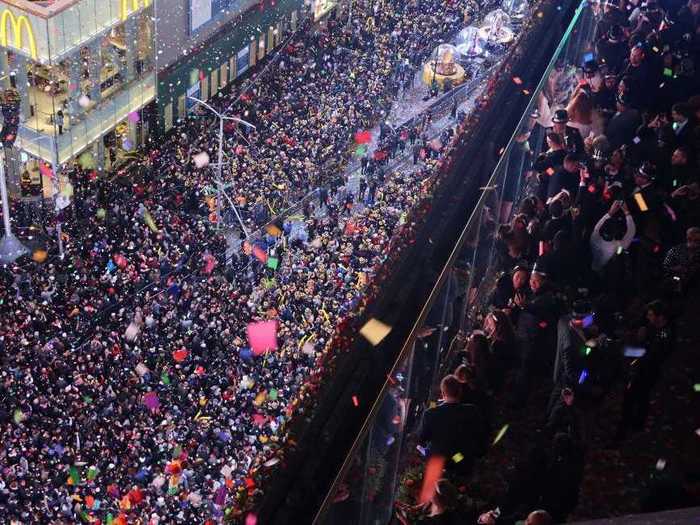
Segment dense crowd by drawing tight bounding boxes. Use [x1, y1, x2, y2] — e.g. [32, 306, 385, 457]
[0, 0, 494, 523]
[406, 0, 700, 523]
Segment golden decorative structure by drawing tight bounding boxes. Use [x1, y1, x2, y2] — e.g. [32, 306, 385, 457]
[422, 44, 467, 88]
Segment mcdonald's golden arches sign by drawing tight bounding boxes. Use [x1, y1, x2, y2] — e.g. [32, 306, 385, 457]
[0, 10, 37, 60]
[120, 0, 151, 21]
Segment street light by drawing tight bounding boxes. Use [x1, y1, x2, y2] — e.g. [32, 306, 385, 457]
[187, 96, 255, 237]
[0, 147, 28, 264]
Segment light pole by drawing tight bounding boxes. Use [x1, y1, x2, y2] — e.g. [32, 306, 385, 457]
[187, 96, 254, 237]
[0, 147, 28, 264]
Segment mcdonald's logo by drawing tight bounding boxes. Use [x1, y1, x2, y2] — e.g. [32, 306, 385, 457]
[0, 10, 37, 60]
[120, 0, 151, 21]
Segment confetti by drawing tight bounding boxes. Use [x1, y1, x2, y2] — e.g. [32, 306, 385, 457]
[512, 76, 523, 85]
[359, 318, 392, 346]
[352, 395, 359, 407]
[452, 452, 464, 463]
[492, 424, 509, 445]
[419, 455, 446, 504]
[578, 369, 589, 384]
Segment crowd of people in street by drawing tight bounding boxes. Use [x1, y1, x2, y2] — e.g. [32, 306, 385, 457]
[0, 0, 493, 523]
[409, 0, 700, 522]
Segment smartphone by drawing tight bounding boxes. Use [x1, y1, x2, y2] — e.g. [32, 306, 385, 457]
[623, 346, 646, 358]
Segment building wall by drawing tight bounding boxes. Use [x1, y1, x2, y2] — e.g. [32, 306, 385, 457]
[154, 0, 305, 134]
[154, 0, 310, 72]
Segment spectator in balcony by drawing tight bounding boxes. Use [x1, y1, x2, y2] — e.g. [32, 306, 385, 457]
[546, 154, 581, 202]
[455, 364, 491, 427]
[511, 261, 561, 405]
[483, 309, 519, 391]
[594, 1, 629, 44]
[418, 374, 486, 476]
[490, 262, 531, 313]
[462, 332, 491, 392]
[606, 92, 642, 150]
[495, 216, 533, 272]
[614, 300, 675, 441]
[590, 199, 636, 273]
[549, 109, 585, 159]
[398, 478, 460, 525]
[621, 42, 657, 109]
[595, 25, 628, 75]
[565, 87, 594, 138]
[663, 226, 700, 288]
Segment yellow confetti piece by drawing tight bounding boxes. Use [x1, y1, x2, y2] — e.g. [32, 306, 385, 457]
[359, 318, 392, 346]
[321, 309, 331, 323]
[493, 424, 509, 445]
[634, 192, 648, 212]
[452, 452, 464, 463]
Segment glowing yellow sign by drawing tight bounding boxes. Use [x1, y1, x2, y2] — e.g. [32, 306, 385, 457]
[120, 0, 151, 21]
[0, 10, 37, 60]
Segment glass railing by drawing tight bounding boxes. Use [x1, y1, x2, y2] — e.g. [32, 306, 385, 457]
[17, 71, 155, 165]
[313, 0, 595, 523]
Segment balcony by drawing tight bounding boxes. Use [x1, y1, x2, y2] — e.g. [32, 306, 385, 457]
[15, 70, 155, 165]
[0, 0, 151, 63]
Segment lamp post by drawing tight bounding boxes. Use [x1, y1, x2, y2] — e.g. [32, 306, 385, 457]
[0, 147, 28, 264]
[187, 96, 255, 237]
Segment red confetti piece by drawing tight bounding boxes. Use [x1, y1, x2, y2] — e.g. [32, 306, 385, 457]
[352, 395, 359, 407]
[172, 349, 188, 362]
[419, 455, 446, 504]
[512, 76, 523, 85]
[538, 321, 548, 328]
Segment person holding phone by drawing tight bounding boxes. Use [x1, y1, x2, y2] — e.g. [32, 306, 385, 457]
[613, 300, 674, 442]
[590, 199, 636, 273]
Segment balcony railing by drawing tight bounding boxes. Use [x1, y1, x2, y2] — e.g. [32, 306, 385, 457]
[16, 71, 155, 164]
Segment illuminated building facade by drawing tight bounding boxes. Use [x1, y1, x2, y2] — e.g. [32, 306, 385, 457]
[154, 0, 306, 134]
[0, 0, 155, 195]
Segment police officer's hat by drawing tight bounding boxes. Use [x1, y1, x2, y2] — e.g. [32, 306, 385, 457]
[552, 109, 569, 124]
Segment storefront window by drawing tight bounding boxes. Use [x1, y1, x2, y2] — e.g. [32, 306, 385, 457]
[237, 46, 249, 76]
[13, 2, 156, 168]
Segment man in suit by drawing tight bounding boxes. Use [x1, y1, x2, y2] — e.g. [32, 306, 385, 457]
[606, 93, 642, 150]
[419, 374, 487, 475]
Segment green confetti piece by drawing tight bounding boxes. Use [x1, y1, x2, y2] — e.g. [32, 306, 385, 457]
[161, 371, 171, 385]
[267, 257, 279, 270]
[354, 144, 368, 157]
[69, 465, 80, 485]
[87, 466, 98, 480]
[83, 396, 93, 404]
[694, 384, 700, 393]
[268, 389, 278, 401]
[13, 409, 24, 424]
[106, 513, 113, 525]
